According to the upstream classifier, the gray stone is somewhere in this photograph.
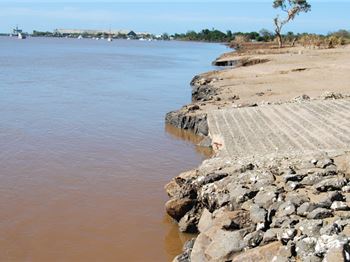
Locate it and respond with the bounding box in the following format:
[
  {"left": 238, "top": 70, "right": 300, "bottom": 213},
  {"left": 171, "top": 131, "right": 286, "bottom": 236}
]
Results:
[
  {"left": 204, "top": 227, "right": 253, "bottom": 261},
  {"left": 283, "top": 173, "right": 305, "bottom": 183},
  {"left": 178, "top": 207, "right": 201, "bottom": 233},
  {"left": 342, "top": 185, "right": 350, "bottom": 193},
  {"left": 278, "top": 228, "right": 297, "bottom": 244},
  {"left": 295, "top": 237, "right": 318, "bottom": 260},
  {"left": 276, "top": 201, "right": 296, "bottom": 218},
  {"left": 315, "top": 234, "right": 349, "bottom": 257},
  {"left": 198, "top": 208, "right": 213, "bottom": 233},
  {"left": 254, "top": 186, "right": 278, "bottom": 209},
  {"left": 271, "top": 215, "right": 300, "bottom": 229},
  {"left": 331, "top": 201, "right": 350, "bottom": 211},
  {"left": 285, "top": 192, "right": 309, "bottom": 207},
  {"left": 297, "top": 202, "right": 318, "bottom": 217},
  {"left": 249, "top": 205, "right": 267, "bottom": 224},
  {"left": 312, "top": 191, "right": 344, "bottom": 208},
  {"left": 296, "top": 219, "right": 323, "bottom": 237},
  {"left": 320, "top": 222, "right": 343, "bottom": 235},
  {"left": 243, "top": 230, "right": 264, "bottom": 248},
  {"left": 313, "top": 177, "right": 347, "bottom": 192},
  {"left": 262, "top": 228, "right": 282, "bottom": 244},
  {"left": 316, "top": 158, "right": 334, "bottom": 169},
  {"left": 285, "top": 181, "right": 301, "bottom": 191},
  {"left": 307, "top": 208, "right": 333, "bottom": 219}
]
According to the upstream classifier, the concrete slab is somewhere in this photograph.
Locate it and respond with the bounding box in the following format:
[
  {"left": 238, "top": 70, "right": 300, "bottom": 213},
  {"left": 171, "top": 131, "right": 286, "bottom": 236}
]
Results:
[{"left": 208, "top": 99, "right": 350, "bottom": 158}]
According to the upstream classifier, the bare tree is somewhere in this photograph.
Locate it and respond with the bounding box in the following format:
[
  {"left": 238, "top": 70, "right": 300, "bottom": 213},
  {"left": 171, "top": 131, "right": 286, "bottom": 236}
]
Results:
[{"left": 273, "top": 0, "right": 311, "bottom": 48}]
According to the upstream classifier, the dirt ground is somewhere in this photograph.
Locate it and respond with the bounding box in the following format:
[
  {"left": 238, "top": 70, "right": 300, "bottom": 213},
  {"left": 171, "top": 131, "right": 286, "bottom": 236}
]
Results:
[{"left": 196, "top": 45, "right": 350, "bottom": 111}]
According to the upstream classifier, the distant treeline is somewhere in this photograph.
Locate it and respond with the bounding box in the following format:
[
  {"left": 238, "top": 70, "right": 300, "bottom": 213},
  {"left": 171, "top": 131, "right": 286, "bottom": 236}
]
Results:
[{"left": 171, "top": 28, "right": 350, "bottom": 44}]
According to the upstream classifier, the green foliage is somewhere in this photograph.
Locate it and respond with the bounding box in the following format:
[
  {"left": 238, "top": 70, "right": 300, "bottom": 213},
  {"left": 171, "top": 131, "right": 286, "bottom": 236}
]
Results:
[
  {"left": 32, "top": 30, "right": 54, "bottom": 37},
  {"left": 273, "top": 0, "right": 311, "bottom": 47},
  {"left": 173, "top": 29, "right": 233, "bottom": 42}
]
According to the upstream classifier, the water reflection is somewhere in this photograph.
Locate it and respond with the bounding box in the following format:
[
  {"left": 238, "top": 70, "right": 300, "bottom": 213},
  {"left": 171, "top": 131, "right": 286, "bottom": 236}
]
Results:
[{"left": 165, "top": 124, "right": 213, "bottom": 158}]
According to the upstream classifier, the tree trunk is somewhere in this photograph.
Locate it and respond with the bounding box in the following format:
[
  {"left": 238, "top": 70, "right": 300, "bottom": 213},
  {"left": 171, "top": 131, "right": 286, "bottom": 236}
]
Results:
[{"left": 276, "top": 33, "right": 283, "bottom": 48}]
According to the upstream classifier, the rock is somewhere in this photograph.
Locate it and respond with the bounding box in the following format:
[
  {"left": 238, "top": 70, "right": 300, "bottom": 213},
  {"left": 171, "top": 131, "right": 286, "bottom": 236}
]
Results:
[
  {"left": 165, "top": 180, "right": 182, "bottom": 198},
  {"left": 178, "top": 207, "right": 201, "bottom": 233},
  {"left": 320, "top": 222, "right": 343, "bottom": 235},
  {"left": 307, "top": 208, "right": 333, "bottom": 219},
  {"left": 173, "top": 239, "right": 196, "bottom": 262},
  {"left": 243, "top": 230, "right": 264, "bottom": 248},
  {"left": 250, "top": 205, "right": 267, "bottom": 224},
  {"left": 316, "top": 158, "right": 334, "bottom": 169},
  {"left": 321, "top": 91, "right": 344, "bottom": 100},
  {"left": 198, "top": 136, "right": 212, "bottom": 148},
  {"left": 315, "top": 234, "right": 350, "bottom": 258},
  {"left": 276, "top": 201, "right": 296, "bottom": 218},
  {"left": 296, "top": 219, "right": 323, "bottom": 237},
  {"left": 343, "top": 186, "right": 350, "bottom": 193},
  {"left": 313, "top": 177, "right": 347, "bottom": 192},
  {"left": 278, "top": 228, "right": 297, "bottom": 244},
  {"left": 331, "top": 201, "right": 350, "bottom": 211},
  {"left": 215, "top": 210, "right": 252, "bottom": 231},
  {"left": 263, "top": 228, "right": 282, "bottom": 244},
  {"left": 190, "top": 231, "right": 211, "bottom": 262},
  {"left": 241, "top": 200, "right": 254, "bottom": 211},
  {"left": 301, "top": 173, "right": 326, "bottom": 186},
  {"left": 231, "top": 242, "right": 282, "bottom": 262},
  {"left": 285, "top": 191, "right": 309, "bottom": 207},
  {"left": 165, "top": 110, "right": 209, "bottom": 136},
  {"left": 198, "top": 209, "right": 213, "bottom": 233},
  {"left": 195, "top": 172, "right": 228, "bottom": 187},
  {"left": 283, "top": 172, "right": 305, "bottom": 183},
  {"left": 192, "top": 83, "right": 217, "bottom": 102},
  {"left": 297, "top": 202, "right": 318, "bottom": 217},
  {"left": 285, "top": 181, "right": 301, "bottom": 191},
  {"left": 294, "top": 94, "right": 311, "bottom": 102},
  {"left": 254, "top": 186, "right": 278, "bottom": 209},
  {"left": 165, "top": 197, "right": 195, "bottom": 221},
  {"left": 311, "top": 191, "right": 344, "bottom": 208},
  {"left": 204, "top": 227, "right": 253, "bottom": 261},
  {"left": 188, "top": 104, "right": 200, "bottom": 112},
  {"left": 271, "top": 215, "right": 300, "bottom": 229},
  {"left": 295, "top": 237, "right": 318, "bottom": 261}
]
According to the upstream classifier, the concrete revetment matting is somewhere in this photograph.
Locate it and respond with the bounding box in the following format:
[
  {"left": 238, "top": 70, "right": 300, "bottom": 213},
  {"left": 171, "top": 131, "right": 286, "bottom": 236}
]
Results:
[{"left": 208, "top": 99, "right": 350, "bottom": 158}]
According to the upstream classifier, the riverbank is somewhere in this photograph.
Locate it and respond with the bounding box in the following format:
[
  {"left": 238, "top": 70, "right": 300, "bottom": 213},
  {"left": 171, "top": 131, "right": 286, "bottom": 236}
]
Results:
[{"left": 165, "top": 44, "right": 350, "bottom": 261}]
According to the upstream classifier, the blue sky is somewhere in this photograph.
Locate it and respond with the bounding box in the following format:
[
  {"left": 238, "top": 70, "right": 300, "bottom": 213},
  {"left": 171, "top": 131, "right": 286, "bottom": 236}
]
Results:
[{"left": 0, "top": 1, "right": 349, "bottom": 34}]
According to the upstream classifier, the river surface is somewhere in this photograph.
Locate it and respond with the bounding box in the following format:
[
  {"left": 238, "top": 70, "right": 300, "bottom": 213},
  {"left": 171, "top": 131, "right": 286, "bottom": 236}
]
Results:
[{"left": 0, "top": 37, "right": 226, "bottom": 261}]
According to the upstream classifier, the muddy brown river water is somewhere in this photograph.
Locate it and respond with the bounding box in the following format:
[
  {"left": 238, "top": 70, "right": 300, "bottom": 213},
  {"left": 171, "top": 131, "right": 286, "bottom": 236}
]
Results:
[{"left": 0, "top": 37, "right": 226, "bottom": 261}]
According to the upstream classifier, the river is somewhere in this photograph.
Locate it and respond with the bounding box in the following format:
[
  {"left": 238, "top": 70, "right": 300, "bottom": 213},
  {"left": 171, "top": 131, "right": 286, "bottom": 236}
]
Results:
[{"left": 0, "top": 37, "right": 226, "bottom": 261}]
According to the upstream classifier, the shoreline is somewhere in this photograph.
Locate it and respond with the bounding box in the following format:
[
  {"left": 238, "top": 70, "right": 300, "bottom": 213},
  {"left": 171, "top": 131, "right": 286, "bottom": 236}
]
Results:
[{"left": 165, "top": 44, "right": 350, "bottom": 261}]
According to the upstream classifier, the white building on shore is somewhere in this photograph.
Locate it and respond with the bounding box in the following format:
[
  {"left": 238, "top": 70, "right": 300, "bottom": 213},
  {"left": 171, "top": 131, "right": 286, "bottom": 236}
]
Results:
[{"left": 54, "top": 29, "right": 146, "bottom": 37}]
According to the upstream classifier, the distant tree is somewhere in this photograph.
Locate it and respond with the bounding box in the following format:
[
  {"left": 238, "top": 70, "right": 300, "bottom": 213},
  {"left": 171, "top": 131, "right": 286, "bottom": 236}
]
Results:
[
  {"left": 273, "top": 0, "right": 311, "bottom": 47},
  {"left": 259, "top": 29, "right": 274, "bottom": 42},
  {"left": 162, "top": 33, "right": 170, "bottom": 40},
  {"left": 330, "top": 29, "right": 350, "bottom": 39},
  {"left": 226, "top": 30, "right": 233, "bottom": 40}
]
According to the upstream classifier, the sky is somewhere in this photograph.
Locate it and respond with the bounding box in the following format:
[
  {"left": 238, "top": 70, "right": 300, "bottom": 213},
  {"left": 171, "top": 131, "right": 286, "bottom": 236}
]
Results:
[{"left": 0, "top": 1, "right": 349, "bottom": 34}]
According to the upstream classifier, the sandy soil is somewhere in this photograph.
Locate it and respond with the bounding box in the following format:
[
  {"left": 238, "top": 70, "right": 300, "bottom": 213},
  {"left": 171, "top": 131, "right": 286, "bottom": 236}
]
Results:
[{"left": 197, "top": 45, "right": 350, "bottom": 111}]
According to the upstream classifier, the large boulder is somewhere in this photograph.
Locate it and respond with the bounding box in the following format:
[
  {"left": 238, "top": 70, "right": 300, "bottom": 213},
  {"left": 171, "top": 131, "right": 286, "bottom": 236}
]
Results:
[{"left": 166, "top": 197, "right": 196, "bottom": 221}]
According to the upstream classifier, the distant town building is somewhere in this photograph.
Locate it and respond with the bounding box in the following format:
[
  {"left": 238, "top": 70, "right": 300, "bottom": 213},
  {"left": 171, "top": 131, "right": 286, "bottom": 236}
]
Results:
[{"left": 54, "top": 29, "right": 148, "bottom": 37}]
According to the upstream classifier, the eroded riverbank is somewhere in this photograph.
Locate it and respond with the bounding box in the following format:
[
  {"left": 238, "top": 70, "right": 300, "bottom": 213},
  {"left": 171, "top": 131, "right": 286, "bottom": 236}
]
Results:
[{"left": 166, "top": 45, "right": 350, "bottom": 261}]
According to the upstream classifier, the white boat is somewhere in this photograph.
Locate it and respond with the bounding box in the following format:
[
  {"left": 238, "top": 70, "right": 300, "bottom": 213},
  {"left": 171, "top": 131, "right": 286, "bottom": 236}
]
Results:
[
  {"left": 107, "top": 37, "right": 113, "bottom": 42},
  {"left": 78, "top": 35, "right": 83, "bottom": 39},
  {"left": 18, "top": 33, "right": 26, "bottom": 39}
]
